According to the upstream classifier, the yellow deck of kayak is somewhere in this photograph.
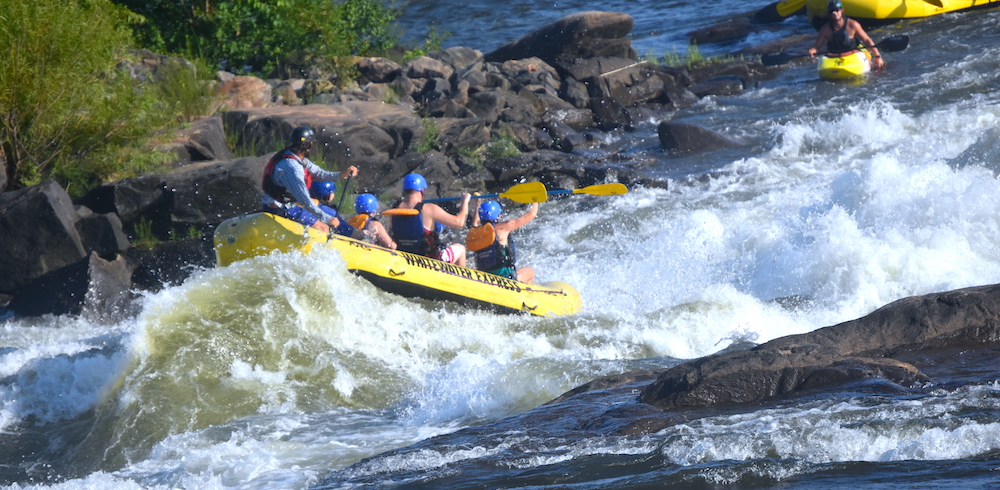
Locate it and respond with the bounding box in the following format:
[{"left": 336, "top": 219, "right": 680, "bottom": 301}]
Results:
[
  {"left": 214, "top": 213, "right": 582, "bottom": 317},
  {"left": 818, "top": 49, "right": 871, "bottom": 80},
  {"left": 807, "top": 0, "right": 1000, "bottom": 24}
]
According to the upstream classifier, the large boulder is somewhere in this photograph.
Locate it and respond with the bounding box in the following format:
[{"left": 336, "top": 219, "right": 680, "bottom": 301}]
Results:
[
  {"left": 0, "top": 180, "right": 89, "bottom": 293},
  {"left": 638, "top": 284, "right": 1000, "bottom": 412},
  {"left": 657, "top": 121, "right": 743, "bottom": 153},
  {"left": 484, "top": 12, "right": 635, "bottom": 66},
  {"left": 7, "top": 251, "right": 134, "bottom": 321},
  {"left": 166, "top": 115, "right": 234, "bottom": 164}
]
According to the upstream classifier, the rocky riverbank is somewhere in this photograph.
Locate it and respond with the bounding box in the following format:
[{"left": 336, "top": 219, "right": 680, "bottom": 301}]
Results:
[{"left": 1, "top": 10, "right": 809, "bottom": 318}]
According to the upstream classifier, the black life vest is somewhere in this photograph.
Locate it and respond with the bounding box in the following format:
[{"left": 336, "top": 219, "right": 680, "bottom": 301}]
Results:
[
  {"left": 262, "top": 150, "right": 313, "bottom": 203},
  {"left": 466, "top": 222, "right": 516, "bottom": 272},
  {"left": 827, "top": 18, "right": 858, "bottom": 54}
]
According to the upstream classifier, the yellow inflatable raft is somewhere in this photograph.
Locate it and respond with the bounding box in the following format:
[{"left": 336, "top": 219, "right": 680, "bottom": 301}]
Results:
[
  {"left": 214, "top": 213, "right": 582, "bottom": 317},
  {"left": 807, "top": 0, "right": 1000, "bottom": 26}
]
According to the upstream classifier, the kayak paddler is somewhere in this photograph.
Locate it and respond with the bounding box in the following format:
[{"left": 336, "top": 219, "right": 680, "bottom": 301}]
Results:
[{"left": 807, "top": 0, "right": 884, "bottom": 71}]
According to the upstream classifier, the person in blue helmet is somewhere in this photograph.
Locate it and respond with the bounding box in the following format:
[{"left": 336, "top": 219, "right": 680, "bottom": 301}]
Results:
[
  {"left": 807, "top": 0, "right": 884, "bottom": 70},
  {"left": 466, "top": 200, "right": 538, "bottom": 284},
  {"left": 304, "top": 180, "right": 363, "bottom": 238},
  {"left": 390, "top": 173, "right": 471, "bottom": 266},
  {"left": 261, "top": 125, "right": 360, "bottom": 236},
  {"left": 346, "top": 193, "right": 396, "bottom": 249}
]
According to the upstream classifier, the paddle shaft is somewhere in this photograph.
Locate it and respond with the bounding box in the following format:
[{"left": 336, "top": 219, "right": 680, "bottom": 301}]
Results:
[
  {"left": 335, "top": 175, "right": 352, "bottom": 213},
  {"left": 761, "top": 35, "right": 909, "bottom": 66}
]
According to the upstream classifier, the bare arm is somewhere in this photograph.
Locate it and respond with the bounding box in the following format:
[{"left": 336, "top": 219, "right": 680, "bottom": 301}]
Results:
[
  {"left": 807, "top": 26, "right": 833, "bottom": 56},
  {"left": 496, "top": 202, "right": 538, "bottom": 234},
  {"left": 425, "top": 193, "right": 471, "bottom": 229}
]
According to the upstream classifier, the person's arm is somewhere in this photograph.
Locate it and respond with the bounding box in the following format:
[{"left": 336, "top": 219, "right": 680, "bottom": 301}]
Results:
[
  {"left": 371, "top": 220, "right": 396, "bottom": 249},
  {"left": 807, "top": 26, "right": 832, "bottom": 57},
  {"left": 272, "top": 160, "right": 333, "bottom": 222},
  {"left": 426, "top": 193, "right": 471, "bottom": 229},
  {"left": 851, "top": 21, "right": 883, "bottom": 68},
  {"left": 496, "top": 202, "right": 538, "bottom": 234}
]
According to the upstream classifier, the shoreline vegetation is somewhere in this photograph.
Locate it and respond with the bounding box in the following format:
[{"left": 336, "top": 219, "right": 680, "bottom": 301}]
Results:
[{"left": 1, "top": 0, "right": 429, "bottom": 196}]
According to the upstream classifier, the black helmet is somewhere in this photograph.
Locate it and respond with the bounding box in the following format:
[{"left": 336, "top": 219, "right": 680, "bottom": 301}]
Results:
[
  {"left": 288, "top": 126, "right": 316, "bottom": 149},
  {"left": 827, "top": 0, "right": 843, "bottom": 12}
]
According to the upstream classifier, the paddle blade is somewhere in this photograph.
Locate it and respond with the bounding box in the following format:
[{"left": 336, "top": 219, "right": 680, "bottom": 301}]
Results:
[
  {"left": 876, "top": 35, "right": 909, "bottom": 52},
  {"left": 761, "top": 51, "right": 807, "bottom": 66},
  {"left": 922, "top": 0, "right": 944, "bottom": 7},
  {"left": 572, "top": 183, "right": 629, "bottom": 196},
  {"left": 381, "top": 208, "right": 419, "bottom": 216},
  {"left": 498, "top": 181, "right": 548, "bottom": 204}
]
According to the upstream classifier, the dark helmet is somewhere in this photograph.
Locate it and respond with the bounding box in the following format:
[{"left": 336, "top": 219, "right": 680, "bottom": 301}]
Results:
[
  {"left": 402, "top": 173, "right": 427, "bottom": 192},
  {"left": 288, "top": 126, "right": 316, "bottom": 149},
  {"left": 310, "top": 181, "right": 337, "bottom": 199},
  {"left": 827, "top": 0, "right": 843, "bottom": 12},
  {"left": 355, "top": 193, "right": 378, "bottom": 214},
  {"left": 478, "top": 200, "right": 503, "bottom": 222}
]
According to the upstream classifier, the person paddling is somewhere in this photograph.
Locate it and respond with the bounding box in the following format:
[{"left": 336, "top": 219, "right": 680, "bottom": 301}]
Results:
[
  {"left": 807, "top": 0, "right": 884, "bottom": 70},
  {"left": 467, "top": 200, "right": 538, "bottom": 284},
  {"left": 346, "top": 193, "right": 396, "bottom": 249},
  {"left": 261, "top": 125, "right": 360, "bottom": 237},
  {"left": 390, "top": 173, "right": 471, "bottom": 266}
]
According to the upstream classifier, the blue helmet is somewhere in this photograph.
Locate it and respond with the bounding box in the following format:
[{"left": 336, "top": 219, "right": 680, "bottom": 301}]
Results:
[
  {"left": 355, "top": 193, "right": 378, "bottom": 214},
  {"left": 403, "top": 173, "right": 427, "bottom": 192},
  {"left": 310, "top": 181, "right": 337, "bottom": 199},
  {"left": 478, "top": 200, "right": 502, "bottom": 222}
]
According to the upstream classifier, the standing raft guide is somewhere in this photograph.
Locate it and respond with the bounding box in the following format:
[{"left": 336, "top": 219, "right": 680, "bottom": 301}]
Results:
[{"left": 214, "top": 178, "right": 628, "bottom": 317}]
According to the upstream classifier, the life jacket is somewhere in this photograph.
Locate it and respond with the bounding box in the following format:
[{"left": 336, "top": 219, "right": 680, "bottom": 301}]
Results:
[
  {"left": 262, "top": 149, "right": 313, "bottom": 203},
  {"left": 346, "top": 214, "right": 371, "bottom": 231},
  {"left": 466, "top": 222, "right": 516, "bottom": 272},
  {"left": 827, "top": 18, "right": 858, "bottom": 54},
  {"left": 390, "top": 203, "right": 440, "bottom": 256}
]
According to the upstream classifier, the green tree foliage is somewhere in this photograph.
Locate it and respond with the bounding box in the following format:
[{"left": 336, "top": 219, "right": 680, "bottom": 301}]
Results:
[
  {"left": 116, "top": 0, "right": 400, "bottom": 78},
  {"left": 0, "top": 0, "right": 174, "bottom": 192}
]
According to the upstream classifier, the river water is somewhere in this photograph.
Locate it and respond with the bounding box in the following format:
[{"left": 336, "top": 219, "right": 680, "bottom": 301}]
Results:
[{"left": 3, "top": 0, "right": 1000, "bottom": 488}]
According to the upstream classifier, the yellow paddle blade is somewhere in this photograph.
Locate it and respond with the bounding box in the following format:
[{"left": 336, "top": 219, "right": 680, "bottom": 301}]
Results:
[
  {"left": 498, "top": 181, "right": 548, "bottom": 204},
  {"left": 573, "top": 183, "right": 629, "bottom": 196},
  {"left": 776, "top": 0, "right": 805, "bottom": 16}
]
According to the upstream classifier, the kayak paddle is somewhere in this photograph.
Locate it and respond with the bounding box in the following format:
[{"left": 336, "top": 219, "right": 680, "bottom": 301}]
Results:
[
  {"left": 547, "top": 183, "right": 629, "bottom": 197},
  {"left": 761, "top": 34, "right": 910, "bottom": 66},
  {"left": 424, "top": 181, "right": 548, "bottom": 204}
]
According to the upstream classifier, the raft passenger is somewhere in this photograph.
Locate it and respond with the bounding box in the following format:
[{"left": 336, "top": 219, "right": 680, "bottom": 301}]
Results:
[
  {"left": 807, "top": 0, "right": 884, "bottom": 70},
  {"left": 261, "top": 125, "right": 361, "bottom": 238},
  {"left": 346, "top": 193, "right": 397, "bottom": 249},
  {"left": 467, "top": 200, "right": 538, "bottom": 284},
  {"left": 390, "top": 173, "right": 471, "bottom": 266}
]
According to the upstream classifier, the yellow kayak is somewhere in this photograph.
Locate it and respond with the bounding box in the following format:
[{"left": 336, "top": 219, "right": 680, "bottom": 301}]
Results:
[
  {"left": 807, "top": 0, "right": 1000, "bottom": 25},
  {"left": 214, "top": 213, "right": 582, "bottom": 317},
  {"left": 817, "top": 49, "right": 872, "bottom": 80}
]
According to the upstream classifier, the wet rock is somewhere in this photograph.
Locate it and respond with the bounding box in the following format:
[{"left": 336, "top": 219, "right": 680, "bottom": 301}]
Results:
[
  {"left": 0, "top": 180, "right": 89, "bottom": 293},
  {"left": 485, "top": 11, "right": 635, "bottom": 65},
  {"left": 657, "top": 121, "right": 743, "bottom": 153},
  {"left": 689, "top": 75, "right": 746, "bottom": 98},
  {"left": 687, "top": 18, "right": 754, "bottom": 45},
  {"left": 636, "top": 284, "right": 1000, "bottom": 412},
  {"left": 7, "top": 251, "right": 134, "bottom": 320}
]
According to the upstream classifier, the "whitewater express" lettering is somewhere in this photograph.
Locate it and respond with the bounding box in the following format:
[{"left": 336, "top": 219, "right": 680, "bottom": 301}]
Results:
[{"left": 402, "top": 253, "right": 522, "bottom": 292}]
